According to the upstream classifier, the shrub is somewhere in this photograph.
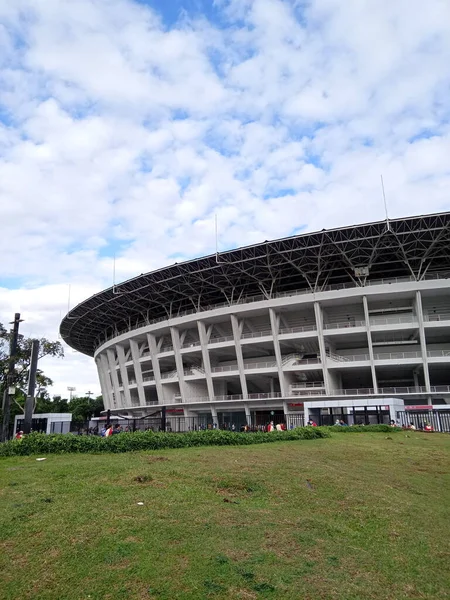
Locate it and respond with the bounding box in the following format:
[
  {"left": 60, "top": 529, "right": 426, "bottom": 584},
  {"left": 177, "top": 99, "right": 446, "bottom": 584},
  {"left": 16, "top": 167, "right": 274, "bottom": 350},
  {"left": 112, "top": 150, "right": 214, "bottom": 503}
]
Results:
[
  {"left": 0, "top": 427, "right": 331, "bottom": 457},
  {"left": 319, "top": 424, "right": 401, "bottom": 433}
]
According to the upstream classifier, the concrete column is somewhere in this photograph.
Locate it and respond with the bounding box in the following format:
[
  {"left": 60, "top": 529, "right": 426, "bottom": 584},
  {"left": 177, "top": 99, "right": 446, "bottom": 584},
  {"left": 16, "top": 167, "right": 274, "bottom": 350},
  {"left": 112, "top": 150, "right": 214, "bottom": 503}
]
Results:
[
  {"left": 243, "top": 403, "right": 251, "bottom": 425},
  {"left": 314, "top": 302, "right": 330, "bottom": 394},
  {"left": 130, "top": 339, "right": 146, "bottom": 406},
  {"left": 170, "top": 326, "right": 188, "bottom": 401},
  {"left": 269, "top": 308, "right": 287, "bottom": 397},
  {"left": 197, "top": 320, "right": 215, "bottom": 401},
  {"left": 147, "top": 333, "right": 164, "bottom": 403},
  {"left": 116, "top": 344, "right": 132, "bottom": 406},
  {"left": 415, "top": 291, "right": 431, "bottom": 392},
  {"left": 231, "top": 314, "right": 248, "bottom": 398},
  {"left": 96, "top": 356, "right": 113, "bottom": 409},
  {"left": 210, "top": 405, "right": 219, "bottom": 427},
  {"left": 363, "top": 296, "right": 378, "bottom": 393},
  {"left": 106, "top": 348, "right": 121, "bottom": 409}
]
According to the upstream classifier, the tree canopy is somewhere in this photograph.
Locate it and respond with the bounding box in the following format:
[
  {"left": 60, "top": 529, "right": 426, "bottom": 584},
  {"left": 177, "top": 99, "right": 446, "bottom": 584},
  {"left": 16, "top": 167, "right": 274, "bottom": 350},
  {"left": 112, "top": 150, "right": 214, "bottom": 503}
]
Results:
[{"left": 0, "top": 321, "right": 65, "bottom": 426}]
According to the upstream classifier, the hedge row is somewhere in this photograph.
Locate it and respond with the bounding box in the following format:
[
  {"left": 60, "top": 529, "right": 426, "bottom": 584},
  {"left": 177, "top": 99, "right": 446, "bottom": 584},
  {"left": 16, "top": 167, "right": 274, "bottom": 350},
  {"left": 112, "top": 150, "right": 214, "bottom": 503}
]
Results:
[
  {"left": 0, "top": 424, "right": 400, "bottom": 457},
  {"left": 321, "top": 424, "right": 400, "bottom": 434},
  {"left": 0, "top": 427, "right": 331, "bottom": 457}
]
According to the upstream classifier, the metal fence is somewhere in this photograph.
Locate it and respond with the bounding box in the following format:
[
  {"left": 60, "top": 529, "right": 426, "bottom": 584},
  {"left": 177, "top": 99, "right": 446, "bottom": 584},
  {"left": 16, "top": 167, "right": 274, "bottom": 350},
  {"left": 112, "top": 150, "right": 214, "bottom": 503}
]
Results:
[{"left": 398, "top": 410, "right": 450, "bottom": 432}]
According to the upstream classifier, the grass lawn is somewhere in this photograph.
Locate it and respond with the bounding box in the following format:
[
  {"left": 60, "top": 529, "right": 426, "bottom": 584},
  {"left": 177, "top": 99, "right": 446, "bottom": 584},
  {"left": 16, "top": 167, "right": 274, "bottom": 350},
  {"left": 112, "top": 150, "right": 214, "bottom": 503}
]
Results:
[{"left": 0, "top": 432, "right": 449, "bottom": 600}]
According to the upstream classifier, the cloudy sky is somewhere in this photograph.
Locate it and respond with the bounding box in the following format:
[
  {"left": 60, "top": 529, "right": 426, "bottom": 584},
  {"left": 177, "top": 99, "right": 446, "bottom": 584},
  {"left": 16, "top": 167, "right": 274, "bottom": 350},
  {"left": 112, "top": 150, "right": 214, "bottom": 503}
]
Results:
[{"left": 0, "top": 0, "right": 449, "bottom": 398}]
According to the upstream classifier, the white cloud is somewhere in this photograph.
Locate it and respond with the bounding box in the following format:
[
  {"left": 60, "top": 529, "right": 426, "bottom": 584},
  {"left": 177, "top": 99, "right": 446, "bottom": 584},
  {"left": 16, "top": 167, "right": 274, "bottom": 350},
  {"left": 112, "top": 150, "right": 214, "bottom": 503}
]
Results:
[{"left": 0, "top": 0, "right": 449, "bottom": 398}]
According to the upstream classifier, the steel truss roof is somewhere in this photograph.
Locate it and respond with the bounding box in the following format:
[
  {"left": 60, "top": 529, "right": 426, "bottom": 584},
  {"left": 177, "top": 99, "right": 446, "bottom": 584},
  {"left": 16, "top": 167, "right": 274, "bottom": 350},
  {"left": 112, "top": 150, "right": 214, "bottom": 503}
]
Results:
[{"left": 60, "top": 212, "right": 450, "bottom": 356}]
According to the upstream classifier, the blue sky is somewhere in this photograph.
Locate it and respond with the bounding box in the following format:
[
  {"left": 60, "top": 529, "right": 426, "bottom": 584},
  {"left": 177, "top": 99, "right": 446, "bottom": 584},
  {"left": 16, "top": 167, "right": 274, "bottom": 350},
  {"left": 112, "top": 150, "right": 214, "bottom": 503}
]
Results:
[{"left": 0, "top": 0, "right": 449, "bottom": 394}]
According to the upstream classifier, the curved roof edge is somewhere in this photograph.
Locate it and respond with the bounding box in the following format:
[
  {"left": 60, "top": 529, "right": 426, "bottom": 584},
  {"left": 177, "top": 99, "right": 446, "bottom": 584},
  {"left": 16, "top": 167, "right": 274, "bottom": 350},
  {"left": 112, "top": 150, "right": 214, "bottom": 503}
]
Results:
[{"left": 60, "top": 211, "right": 450, "bottom": 356}]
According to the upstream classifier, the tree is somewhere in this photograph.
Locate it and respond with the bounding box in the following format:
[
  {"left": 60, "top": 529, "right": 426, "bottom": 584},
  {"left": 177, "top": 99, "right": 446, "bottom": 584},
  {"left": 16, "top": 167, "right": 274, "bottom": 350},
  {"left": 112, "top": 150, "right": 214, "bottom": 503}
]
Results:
[
  {"left": 0, "top": 322, "right": 64, "bottom": 427},
  {"left": 69, "top": 396, "right": 104, "bottom": 423}
]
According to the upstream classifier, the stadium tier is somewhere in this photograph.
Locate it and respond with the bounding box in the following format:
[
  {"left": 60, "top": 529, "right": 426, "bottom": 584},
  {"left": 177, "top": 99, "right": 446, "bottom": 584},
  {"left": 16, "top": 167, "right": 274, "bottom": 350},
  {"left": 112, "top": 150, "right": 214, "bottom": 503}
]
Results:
[{"left": 60, "top": 212, "right": 450, "bottom": 426}]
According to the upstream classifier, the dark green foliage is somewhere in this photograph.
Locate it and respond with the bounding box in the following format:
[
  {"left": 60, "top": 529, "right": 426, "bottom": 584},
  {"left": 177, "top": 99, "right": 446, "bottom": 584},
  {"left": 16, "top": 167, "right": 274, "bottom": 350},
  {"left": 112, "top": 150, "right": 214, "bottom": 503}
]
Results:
[
  {"left": 0, "top": 427, "right": 330, "bottom": 457},
  {"left": 321, "top": 424, "right": 401, "bottom": 433}
]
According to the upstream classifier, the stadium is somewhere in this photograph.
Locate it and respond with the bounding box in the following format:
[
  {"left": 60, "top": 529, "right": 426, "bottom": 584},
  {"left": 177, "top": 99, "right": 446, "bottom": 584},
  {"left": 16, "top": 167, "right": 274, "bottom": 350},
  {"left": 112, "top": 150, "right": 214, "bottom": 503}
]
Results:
[{"left": 60, "top": 212, "right": 450, "bottom": 430}]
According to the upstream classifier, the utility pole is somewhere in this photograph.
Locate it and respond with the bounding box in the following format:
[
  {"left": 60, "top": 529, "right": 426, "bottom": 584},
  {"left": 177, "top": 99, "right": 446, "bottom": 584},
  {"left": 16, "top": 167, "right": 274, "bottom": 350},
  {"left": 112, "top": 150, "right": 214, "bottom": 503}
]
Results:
[
  {"left": 23, "top": 339, "right": 39, "bottom": 435},
  {"left": 1, "top": 313, "right": 23, "bottom": 442}
]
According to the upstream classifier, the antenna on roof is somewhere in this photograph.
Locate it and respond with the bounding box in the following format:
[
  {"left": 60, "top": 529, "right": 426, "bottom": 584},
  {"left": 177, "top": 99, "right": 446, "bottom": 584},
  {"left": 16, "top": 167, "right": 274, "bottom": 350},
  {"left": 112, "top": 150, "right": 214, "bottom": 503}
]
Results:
[
  {"left": 215, "top": 213, "right": 219, "bottom": 260},
  {"left": 381, "top": 174, "right": 390, "bottom": 231},
  {"left": 113, "top": 254, "right": 121, "bottom": 295}
]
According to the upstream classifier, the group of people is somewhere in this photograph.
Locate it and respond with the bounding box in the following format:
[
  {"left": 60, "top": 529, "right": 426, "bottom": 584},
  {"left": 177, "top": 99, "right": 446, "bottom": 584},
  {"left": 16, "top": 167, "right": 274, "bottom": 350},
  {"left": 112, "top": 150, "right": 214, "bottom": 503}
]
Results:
[{"left": 100, "top": 423, "right": 127, "bottom": 437}]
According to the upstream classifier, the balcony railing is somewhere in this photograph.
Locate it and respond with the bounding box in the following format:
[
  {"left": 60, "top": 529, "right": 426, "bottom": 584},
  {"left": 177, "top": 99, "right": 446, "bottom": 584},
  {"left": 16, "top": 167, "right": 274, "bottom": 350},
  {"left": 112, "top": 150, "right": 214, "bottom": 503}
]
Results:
[
  {"left": 96, "top": 273, "right": 449, "bottom": 350},
  {"left": 136, "top": 383, "right": 450, "bottom": 407},
  {"left": 211, "top": 365, "right": 239, "bottom": 373},
  {"left": 290, "top": 382, "right": 325, "bottom": 389},
  {"left": 324, "top": 320, "right": 365, "bottom": 330},
  {"left": 374, "top": 351, "right": 422, "bottom": 360},
  {"left": 241, "top": 330, "right": 272, "bottom": 339},
  {"left": 208, "top": 335, "right": 234, "bottom": 344},
  {"left": 279, "top": 324, "right": 317, "bottom": 334},
  {"left": 424, "top": 313, "right": 450, "bottom": 322},
  {"left": 369, "top": 315, "right": 417, "bottom": 326},
  {"left": 328, "top": 351, "right": 422, "bottom": 363},
  {"left": 427, "top": 350, "right": 450, "bottom": 357},
  {"left": 180, "top": 341, "right": 201, "bottom": 349}
]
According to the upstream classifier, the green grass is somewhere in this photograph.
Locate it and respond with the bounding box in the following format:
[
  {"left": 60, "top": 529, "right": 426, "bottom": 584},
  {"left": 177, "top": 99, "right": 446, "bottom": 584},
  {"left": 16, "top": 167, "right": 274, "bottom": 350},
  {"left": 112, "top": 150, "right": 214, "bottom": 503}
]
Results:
[{"left": 0, "top": 432, "right": 449, "bottom": 600}]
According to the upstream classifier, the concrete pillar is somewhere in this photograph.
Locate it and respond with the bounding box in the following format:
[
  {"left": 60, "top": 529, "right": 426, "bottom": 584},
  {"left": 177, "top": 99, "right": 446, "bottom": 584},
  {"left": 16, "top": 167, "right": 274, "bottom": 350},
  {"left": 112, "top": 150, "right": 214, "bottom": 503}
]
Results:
[
  {"left": 415, "top": 291, "right": 431, "bottom": 392},
  {"left": 231, "top": 314, "right": 248, "bottom": 398},
  {"left": 243, "top": 403, "right": 251, "bottom": 425},
  {"left": 363, "top": 296, "right": 378, "bottom": 393},
  {"left": 211, "top": 405, "right": 219, "bottom": 427},
  {"left": 170, "top": 326, "right": 188, "bottom": 401},
  {"left": 197, "top": 320, "right": 215, "bottom": 401},
  {"left": 147, "top": 333, "right": 164, "bottom": 403},
  {"left": 106, "top": 348, "right": 121, "bottom": 409},
  {"left": 116, "top": 344, "right": 132, "bottom": 406},
  {"left": 269, "top": 308, "right": 287, "bottom": 397},
  {"left": 96, "top": 355, "right": 113, "bottom": 409},
  {"left": 129, "top": 339, "right": 146, "bottom": 407},
  {"left": 314, "top": 302, "right": 330, "bottom": 394}
]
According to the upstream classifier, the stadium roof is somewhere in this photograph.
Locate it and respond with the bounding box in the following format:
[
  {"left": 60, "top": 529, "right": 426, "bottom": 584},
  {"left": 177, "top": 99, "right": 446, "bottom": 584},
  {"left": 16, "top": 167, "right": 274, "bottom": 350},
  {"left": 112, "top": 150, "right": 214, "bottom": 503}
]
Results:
[{"left": 61, "top": 212, "right": 450, "bottom": 356}]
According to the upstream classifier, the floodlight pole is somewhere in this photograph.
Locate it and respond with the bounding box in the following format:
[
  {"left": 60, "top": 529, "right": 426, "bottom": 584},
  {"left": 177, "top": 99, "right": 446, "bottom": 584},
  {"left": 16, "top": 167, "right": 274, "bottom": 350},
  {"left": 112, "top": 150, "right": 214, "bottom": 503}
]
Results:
[
  {"left": 1, "top": 313, "right": 23, "bottom": 442},
  {"left": 23, "top": 339, "right": 40, "bottom": 435}
]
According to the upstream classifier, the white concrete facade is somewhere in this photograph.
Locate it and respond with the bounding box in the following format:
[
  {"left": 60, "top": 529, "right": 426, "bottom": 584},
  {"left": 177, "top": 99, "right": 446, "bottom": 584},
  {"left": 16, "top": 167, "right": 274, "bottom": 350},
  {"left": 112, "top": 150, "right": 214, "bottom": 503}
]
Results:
[{"left": 93, "top": 277, "right": 450, "bottom": 421}]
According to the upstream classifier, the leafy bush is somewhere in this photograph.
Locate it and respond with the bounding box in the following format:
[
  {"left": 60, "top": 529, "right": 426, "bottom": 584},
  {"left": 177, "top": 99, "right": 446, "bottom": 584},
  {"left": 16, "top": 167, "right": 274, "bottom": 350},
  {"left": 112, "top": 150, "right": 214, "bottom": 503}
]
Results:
[
  {"left": 0, "top": 427, "right": 331, "bottom": 457},
  {"left": 319, "top": 424, "right": 400, "bottom": 433}
]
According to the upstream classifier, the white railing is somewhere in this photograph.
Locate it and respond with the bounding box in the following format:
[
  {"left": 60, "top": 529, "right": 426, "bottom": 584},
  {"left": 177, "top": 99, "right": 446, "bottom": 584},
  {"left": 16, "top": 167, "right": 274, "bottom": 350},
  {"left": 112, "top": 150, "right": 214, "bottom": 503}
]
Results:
[
  {"left": 290, "top": 382, "right": 325, "bottom": 389},
  {"left": 208, "top": 335, "right": 234, "bottom": 344},
  {"left": 424, "top": 313, "right": 450, "bottom": 322},
  {"left": 133, "top": 383, "right": 450, "bottom": 407},
  {"left": 427, "top": 350, "right": 450, "bottom": 357},
  {"left": 279, "top": 324, "right": 317, "bottom": 334},
  {"left": 290, "top": 357, "right": 321, "bottom": 365},
  {"left": 241, "top": 330, "right": 272, "bottom": 339},
  {"left": 245, "top": 361, "right": 277, "bottom": 370},
  {"left": 369, "top": 315, "right": 417, "bottom": 326},
  {"left": 95, "top": 272, "right": 449, "bottom": 350},
  {"left": 180, "top": 341, "right": 201, "bottom": 349},
  {"left": 142, "top": 375, "right": 155, "bottom": 382},
  {"left": 291, "top": 389, "right": 327, "bottom": 397},
  {"left": 324, "top": 320, "right": 365, "bottom": 330},
  {"left": 211, "top": 365, "right": 239, "bottom": 373},
  {"left": 374, "top": 351, "right": 422, "bottom": 360},
  {"left": 327, "top": 351, "right": 422, "bottom": 363}
]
